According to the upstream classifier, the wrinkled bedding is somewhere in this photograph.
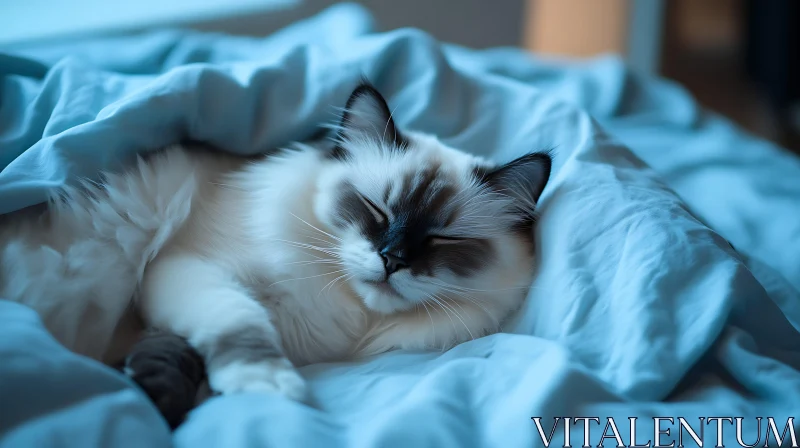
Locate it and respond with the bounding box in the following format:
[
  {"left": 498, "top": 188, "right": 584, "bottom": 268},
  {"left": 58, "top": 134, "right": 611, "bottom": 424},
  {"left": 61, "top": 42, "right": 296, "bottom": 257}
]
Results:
[{"left": 2, "top": 4, "right": 800, "bottom": 447}]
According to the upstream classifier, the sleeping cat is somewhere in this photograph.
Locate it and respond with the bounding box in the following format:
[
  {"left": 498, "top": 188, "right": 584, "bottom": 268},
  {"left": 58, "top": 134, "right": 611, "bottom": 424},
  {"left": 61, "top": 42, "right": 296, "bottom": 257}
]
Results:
[{"left": 0, "top": 83, "right": 551, "bottom": 412}]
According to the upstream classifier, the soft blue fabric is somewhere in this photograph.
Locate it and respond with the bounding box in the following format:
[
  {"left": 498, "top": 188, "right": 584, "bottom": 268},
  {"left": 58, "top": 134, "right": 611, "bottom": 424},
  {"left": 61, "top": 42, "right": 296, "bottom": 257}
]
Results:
[
  {"left": 0, "top": 301, "right": 172, "bottom": 446},
  {"left": 2, "top": 4, "right": 800, "bottom": 447}
]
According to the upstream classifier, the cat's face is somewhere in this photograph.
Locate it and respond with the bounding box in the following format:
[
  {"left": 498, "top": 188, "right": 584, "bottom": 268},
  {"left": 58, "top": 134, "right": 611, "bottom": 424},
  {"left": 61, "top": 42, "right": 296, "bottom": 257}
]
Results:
[{"left": 314, "top": 85, "right": 551, "bottom": 315}]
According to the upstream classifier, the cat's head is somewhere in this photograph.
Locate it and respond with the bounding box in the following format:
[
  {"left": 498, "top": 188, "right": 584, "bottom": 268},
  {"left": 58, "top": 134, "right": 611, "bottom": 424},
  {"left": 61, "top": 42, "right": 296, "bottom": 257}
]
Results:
[{"left": 314, "top": 84, "right": 551, "bottom": 316}]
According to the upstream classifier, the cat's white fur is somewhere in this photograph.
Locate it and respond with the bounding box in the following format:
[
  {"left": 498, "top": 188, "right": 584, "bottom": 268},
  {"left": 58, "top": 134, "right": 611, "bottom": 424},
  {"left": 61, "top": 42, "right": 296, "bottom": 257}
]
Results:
[{"left": 0, "top": 88, "right": 544, "bottom": 398}]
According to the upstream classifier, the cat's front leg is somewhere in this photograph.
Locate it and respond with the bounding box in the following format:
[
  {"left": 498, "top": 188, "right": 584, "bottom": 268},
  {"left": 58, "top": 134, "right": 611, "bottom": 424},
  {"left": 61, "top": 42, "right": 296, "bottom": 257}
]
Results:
[{"left": 139, "top": 252, "right": 307, "bottom": 401}]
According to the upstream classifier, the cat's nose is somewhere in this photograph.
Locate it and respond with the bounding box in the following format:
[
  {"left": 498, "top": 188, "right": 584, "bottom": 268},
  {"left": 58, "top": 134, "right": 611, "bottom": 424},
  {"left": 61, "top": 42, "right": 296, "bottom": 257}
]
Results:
[{"left": 379, "top": 249, "right": 408, "bottom": 276}]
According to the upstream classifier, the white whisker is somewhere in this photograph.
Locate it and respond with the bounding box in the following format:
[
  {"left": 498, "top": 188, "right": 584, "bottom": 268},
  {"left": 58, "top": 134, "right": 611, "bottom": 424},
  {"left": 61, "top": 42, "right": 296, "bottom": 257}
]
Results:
[
  {"left": 267, "top": 269, "right": 347, "bottom": 288},
  {"left": 318, "top": 272, "right": 351, "bottom": 298},
  {"left": 289, "top": 213, "right": 342, "bottom": 242},
  {"left": 419, "top": 300, "right": 436, "bottom": 347},
  {"left": 426, "top": 294, "right": 457, "bottom": 337},
  {"left": 433, "top": 293, "right": 474, "bottom": 342},
  {"left": 428, "top": 278, "right": 530, "bottom": 293}
]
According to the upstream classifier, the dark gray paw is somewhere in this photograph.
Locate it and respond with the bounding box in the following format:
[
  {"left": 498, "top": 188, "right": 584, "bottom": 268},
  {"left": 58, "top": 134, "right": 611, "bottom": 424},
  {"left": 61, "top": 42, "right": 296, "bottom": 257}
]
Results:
[{"left": 120, "top": 330, "right": 207, "bottom": 430}]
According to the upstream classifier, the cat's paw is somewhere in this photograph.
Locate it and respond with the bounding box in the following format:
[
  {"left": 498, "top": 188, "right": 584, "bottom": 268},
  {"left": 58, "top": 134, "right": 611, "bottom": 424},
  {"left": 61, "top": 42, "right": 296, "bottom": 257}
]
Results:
[
  {"left": 121, "top": 330, "right": 207, "bottom": 430},
  {"left": 128, "top": 363, "right": 200, "bottom": 429},
  {"left": 209, "top": 358, "right": 307, "bottom": 401}
]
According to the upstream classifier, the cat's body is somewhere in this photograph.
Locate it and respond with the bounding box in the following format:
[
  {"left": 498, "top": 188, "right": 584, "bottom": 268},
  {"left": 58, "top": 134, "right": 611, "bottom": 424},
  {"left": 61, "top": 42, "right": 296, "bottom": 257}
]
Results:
[{"left": 0, "top": 84, "right": 551, "bottom": 402}]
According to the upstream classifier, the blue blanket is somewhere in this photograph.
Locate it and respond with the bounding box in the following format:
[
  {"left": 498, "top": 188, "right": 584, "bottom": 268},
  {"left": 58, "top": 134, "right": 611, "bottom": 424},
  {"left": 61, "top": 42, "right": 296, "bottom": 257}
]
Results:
[{"left": 2, "top": 4, "right": 800, "bottom": 447}]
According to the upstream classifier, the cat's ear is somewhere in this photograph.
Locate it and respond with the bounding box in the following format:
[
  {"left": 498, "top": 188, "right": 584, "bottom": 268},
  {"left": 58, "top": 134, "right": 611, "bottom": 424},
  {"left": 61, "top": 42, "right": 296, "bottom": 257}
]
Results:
[
  {"left": 479, "top": 152, "right": 552, "bottom": 209},
  {"left": 332, "top": 83, "right": 406, "bottom": 159}
]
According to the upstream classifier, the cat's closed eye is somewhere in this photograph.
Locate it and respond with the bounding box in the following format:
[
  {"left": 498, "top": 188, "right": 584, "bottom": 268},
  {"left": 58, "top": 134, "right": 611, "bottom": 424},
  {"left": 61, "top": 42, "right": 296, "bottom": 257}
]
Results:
[
  {"left": 357, "top": 193, "right": 388, "bottom": 225},
  {"left": 426, "top": 235, "right": 466, "bottom": 246}
]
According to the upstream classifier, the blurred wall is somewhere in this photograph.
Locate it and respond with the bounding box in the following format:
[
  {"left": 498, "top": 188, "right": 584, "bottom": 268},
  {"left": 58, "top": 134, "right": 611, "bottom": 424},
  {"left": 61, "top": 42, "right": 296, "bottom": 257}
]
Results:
[
  {"left": 192, "top": 0, "right": 661, "bottom": 74},
  {"left": 523, "top": 0, "right": 664, "bottom": 75},
  {"left": 192, "top": 0, "right": 526, "bottom": 49},
  {"left": 524, "top": 0, "right": 628, "bottom": 57},
  {"left": 5, "top": 0, "right": 659, "bottom": 72}
]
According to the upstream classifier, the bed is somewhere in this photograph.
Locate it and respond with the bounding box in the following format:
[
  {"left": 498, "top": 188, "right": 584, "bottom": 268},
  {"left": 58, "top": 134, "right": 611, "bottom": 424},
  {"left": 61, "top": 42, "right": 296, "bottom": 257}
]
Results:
[{"left": 2, "top": 4, "right": 799, "bottom": 447}]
